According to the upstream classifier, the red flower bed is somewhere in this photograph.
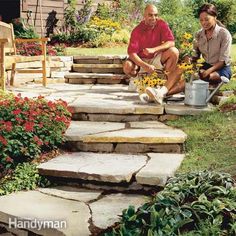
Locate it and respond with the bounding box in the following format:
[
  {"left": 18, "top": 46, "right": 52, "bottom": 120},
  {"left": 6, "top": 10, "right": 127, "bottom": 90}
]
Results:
[{"left": 0, "top": 93, "right": 71, "bottom": 173}]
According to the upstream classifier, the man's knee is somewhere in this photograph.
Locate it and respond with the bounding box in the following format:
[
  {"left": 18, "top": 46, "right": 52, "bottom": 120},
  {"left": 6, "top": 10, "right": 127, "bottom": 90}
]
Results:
[
  {"left": 161, "top": 47, "right": 179, "bottom": 67},
  {"left": 123, "top": 59, "right": 139, "bottom": 77},
  {"left": 167, "top": 47, "right": 179, "bottom": 60}
]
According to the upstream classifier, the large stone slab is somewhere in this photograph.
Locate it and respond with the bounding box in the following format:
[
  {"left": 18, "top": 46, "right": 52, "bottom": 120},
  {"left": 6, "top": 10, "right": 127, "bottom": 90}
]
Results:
[
  {"left": 65, "top": 121, "right": 125, "bottom": 141},
  {"left": 90, "top": 193, "right": 148, "bottom": 229},
  {"left": 126, "top": 121, "right": 170, "bottom": 129},
  {"left": 136, "top": 153, "right": 185, "bottom": 186},
  {"left": 69, "top": 97, "right": 164, "bottom": 115},
  {"left": 73, "top": 55, "right": 126, "bottom": 60},
  {"left": 38, "top": 152, "right": 147, "bottom": 183},
  {"left": 83, "top": 128, "right": 187, "bottom": 144},
  {"left": 0, "top": 191, "right": 90, "bottom": 236},
  {"left": 65, "top": 73, "right": 125, "bottom": 79},
  {"left": 37, "top": 186, "right": 102, "bottom": 203},
  {"left": 165, "top": 103, "right": 214, "bottom": 115}
]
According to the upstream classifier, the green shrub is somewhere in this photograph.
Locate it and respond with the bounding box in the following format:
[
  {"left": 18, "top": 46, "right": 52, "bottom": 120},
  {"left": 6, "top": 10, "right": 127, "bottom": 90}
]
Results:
[
  {"left": 0, "top": 93, "right": 71, "bottom": 171},
  {"left": 162, "top": 12, "right": 199, "bottom": 49},
  {"left": 95, "top": 3, "right": 111, "bottom": 20},
  {"left": 111, "top": 29, "right": 130, "bottom": 44},
  {"left": 12, "top": 18, "right": 39, "bottom": 39},
  {"left": 0, "top": 162, "right": 50, "bottom": 196},
  {"left": 90, "top": 32, "right": 111, "bottom": 47},
  {"left": 74, "top": 26, "right": 99, "bottom": 43},
  {"left": 51, "top": 33, "right": 70, "bottom": 44},
  {"left": 105, "top": 171, "right": 236, "bottom": 236}
]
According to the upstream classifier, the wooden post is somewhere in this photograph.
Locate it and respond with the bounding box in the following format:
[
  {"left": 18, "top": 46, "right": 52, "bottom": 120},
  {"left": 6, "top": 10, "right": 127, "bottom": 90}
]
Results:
[
  {"left": 39, "top": 0, "right": 44, "bottom": 37},
  {"left": 41, "top": 40, "right": 47, "bottom": 87},
  {"left": 0, "top": 41, "right": 7, "bottom": 91},
  {"left": 0, "top": 43, "right": 5, "bottom": 90}
]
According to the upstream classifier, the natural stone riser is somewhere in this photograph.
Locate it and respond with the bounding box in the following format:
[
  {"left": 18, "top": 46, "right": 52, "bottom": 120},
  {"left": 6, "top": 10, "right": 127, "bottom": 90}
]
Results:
[
  {"left": 64, "top": 142, "right": 183, "bottom": 154},
  {"left": 72, "top": 113, "right": 161, "bottom": 122},
  {"left": 42, "top": 176, "right": 160, "bottom": 193},
  {"left": 72, "top": 68, "right": 124, "bottom": 73},
  {"left": 65, "top": 78, "right": 125, "bottom": 84},
  {"left": 73, "top": 59, "right": 123, "bottom": 64}
]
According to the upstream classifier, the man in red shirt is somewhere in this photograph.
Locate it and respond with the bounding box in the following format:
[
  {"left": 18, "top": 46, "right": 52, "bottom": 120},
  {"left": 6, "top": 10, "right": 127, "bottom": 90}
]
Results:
[{"left": 123, "top": 4, "right": 181, "bottom": 104}]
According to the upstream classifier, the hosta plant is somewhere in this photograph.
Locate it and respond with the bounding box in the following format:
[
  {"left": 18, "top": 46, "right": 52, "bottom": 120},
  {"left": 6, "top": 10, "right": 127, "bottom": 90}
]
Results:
[{"left": 105, "top": 171, "right": 236, "bottom": 236}]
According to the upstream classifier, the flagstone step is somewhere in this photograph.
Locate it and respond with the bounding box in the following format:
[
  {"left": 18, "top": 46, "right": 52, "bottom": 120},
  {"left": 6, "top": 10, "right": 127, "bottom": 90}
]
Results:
[
  {"left": 64, "top": 121, "right": 187, "bottom": 153},
  {"left": 72, "top": 64, "right": 124, "bottom": 74},
  {"left": 65, "top": 72, "right": 128, "bottom": 84},
  {"left": 68, "top": 84, "right": 165, "bottom": 121},
  {"left": 73, "top": 55, "right": 126, "bottom": 64},
  {"left": 0, "top": 189, "right": 147, "bottom": 235},
  {"left": 38, "top": 152, "right": 184, "bottom": 187}
]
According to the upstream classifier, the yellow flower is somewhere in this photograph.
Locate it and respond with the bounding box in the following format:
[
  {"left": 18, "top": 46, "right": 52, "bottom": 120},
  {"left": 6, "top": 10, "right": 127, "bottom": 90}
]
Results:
[
  {"left": 197, "top": 58, "right": 205, "bottom": 64},
  {"left": 135, "top": 72, "right": 167, "bottom": 94},
  {"left": 183, "top": 32, "right": 192, "bottom": 40}
]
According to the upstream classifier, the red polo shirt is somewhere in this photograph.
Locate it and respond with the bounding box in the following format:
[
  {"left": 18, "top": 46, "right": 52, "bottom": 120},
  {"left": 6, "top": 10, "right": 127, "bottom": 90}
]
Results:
[{"left": 128, "top": 19, "right": 175, "bottom": 59}]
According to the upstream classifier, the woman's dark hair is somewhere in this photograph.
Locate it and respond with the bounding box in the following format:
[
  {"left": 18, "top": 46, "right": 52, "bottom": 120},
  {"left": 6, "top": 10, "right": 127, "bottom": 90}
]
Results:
[
  {"left": 198, "top": 3, "right": 217, "bottom": 17},
  {"left": 198, "top": 3, "right": 225, "bottom": 27}
]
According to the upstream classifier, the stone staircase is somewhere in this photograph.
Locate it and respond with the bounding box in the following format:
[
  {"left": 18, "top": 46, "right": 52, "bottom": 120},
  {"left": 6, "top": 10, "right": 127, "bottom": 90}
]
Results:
[
  {"left": 0, "top": 73, "right": 191, "bottom": 236},
  {"left": 37, "top": 84, "right": 187, "bottom": 190},
  {"left": 64, "top": 55, "right": 128, "bottom": 84}
]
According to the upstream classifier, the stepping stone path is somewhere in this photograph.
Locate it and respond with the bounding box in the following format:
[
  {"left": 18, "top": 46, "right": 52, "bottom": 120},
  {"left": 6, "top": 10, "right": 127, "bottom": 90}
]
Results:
[{"left": 0, "top": 55, "right": 212, "bottom": 235}]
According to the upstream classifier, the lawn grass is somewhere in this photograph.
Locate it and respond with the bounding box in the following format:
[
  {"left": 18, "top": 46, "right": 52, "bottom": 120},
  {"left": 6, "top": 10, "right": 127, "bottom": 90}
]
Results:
[
  {"left": 65, "top": 44, "right": 236, "bottom": 63},
  {"left": 231, "top": 44, "right": 236, "bottom": 63},
  {"left": 167, "top": 110, "right": 236, "bottom": 176}
]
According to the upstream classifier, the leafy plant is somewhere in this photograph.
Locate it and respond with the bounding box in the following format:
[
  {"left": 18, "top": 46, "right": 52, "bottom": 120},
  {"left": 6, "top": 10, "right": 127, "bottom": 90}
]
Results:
[
  {"left": 0, "top": 93, "right": 71, "bottom": 172},
  {"left": 105, "top": 171, "right": 236, "bottom": 236},
  {"left": 64, "top": 0, "right": 77, "bottom": 32},
  {"left": 12, "top": 18, "right": 39, "bottom": 39},
  {"left": 111, "top": 29, "right": 130, "bottom": 44},
  {"left": 0, "top": 162, "right": 50, "bottom": 196}
]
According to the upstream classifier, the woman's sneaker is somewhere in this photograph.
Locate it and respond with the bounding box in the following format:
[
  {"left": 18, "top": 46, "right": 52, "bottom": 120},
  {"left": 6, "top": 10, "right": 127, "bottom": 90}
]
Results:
[{"left": 145, "top": 87, "right": 164, "bottom": 105}]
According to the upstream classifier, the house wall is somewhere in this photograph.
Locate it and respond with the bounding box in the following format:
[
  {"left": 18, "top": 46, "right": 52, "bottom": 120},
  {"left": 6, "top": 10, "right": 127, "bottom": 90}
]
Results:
[
  {"left": 20, "top": 0, "right": 64, "bottom": 36},
  {"left": 20, "top": 0, "right": 106, "bottom": 37}
]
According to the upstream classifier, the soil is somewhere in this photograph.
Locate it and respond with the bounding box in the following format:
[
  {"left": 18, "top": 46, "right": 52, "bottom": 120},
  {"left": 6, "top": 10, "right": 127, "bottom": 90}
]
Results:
[{"left": 219, "top": 103, "right": 236, "bottom": 112}]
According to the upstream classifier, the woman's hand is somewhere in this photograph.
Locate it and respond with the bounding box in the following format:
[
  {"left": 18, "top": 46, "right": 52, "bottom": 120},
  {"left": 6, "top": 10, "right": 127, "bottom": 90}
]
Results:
[{"left": 199, "top": 69, "right": 211, "bottom": 79}]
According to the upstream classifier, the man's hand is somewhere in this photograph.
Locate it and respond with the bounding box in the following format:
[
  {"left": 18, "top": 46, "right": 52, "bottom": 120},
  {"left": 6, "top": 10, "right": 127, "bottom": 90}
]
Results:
[
  {"left": 143, "top": 64, "right": 156, "bottom": 73},
  {"left": 143, "top": 48, "right": 156, "bottom": 56}
]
